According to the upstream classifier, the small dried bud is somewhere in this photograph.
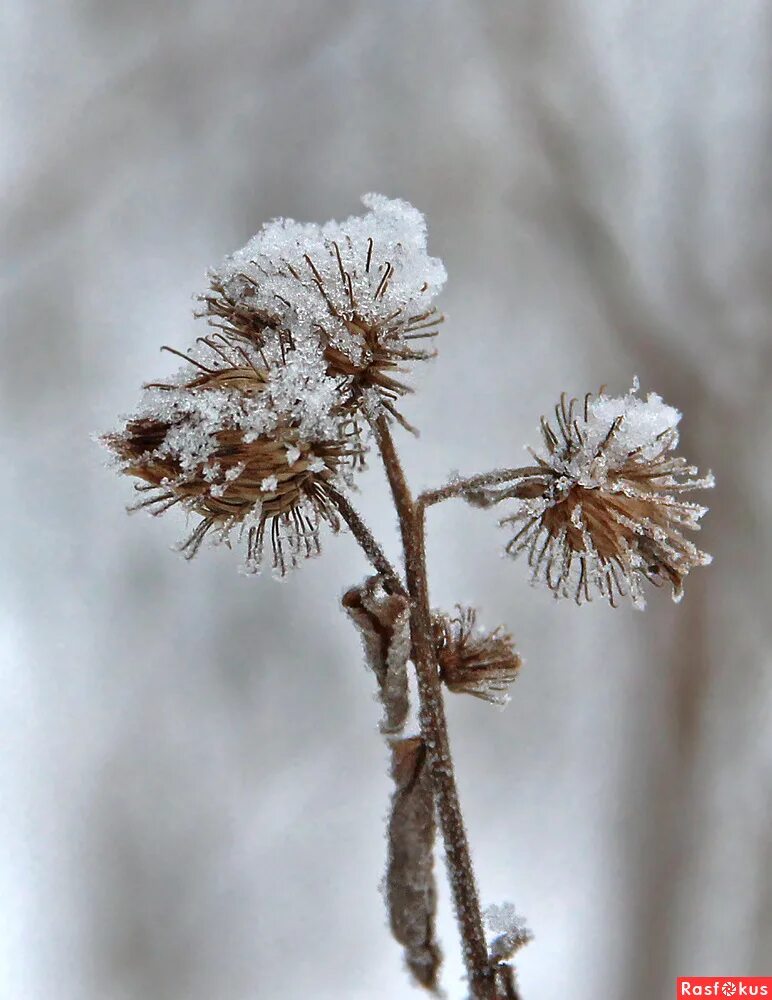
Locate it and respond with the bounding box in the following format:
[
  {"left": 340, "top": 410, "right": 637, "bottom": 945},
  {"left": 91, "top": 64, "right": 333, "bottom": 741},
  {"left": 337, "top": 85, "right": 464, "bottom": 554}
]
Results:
[
  {"left": 433, "top": 607, "right": 521, "bottom": 706},
  {"left": 200, "top": 194, "right": 446, "bottom": 433},
  {"left": 501, "top": 382, "right": 714, "bottom": 607},
  {"left": 104, "top": 336, "right": 359, "bottom": 574},
  {"left": 342, "top": 575, "right": 411, "bottom": 734}
]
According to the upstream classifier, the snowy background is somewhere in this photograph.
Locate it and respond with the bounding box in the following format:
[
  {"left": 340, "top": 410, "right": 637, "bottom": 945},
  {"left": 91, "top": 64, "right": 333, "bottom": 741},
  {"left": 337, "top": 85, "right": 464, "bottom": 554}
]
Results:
[{"left": 2, "top": 2, "right": 771, "bottom": 998}]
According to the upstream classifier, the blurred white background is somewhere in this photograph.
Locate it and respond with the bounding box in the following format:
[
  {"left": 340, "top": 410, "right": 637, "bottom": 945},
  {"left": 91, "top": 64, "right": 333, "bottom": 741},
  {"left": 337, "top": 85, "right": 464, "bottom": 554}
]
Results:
[{"left": 2, "top": 2, "right": 771, "bottom": 998}]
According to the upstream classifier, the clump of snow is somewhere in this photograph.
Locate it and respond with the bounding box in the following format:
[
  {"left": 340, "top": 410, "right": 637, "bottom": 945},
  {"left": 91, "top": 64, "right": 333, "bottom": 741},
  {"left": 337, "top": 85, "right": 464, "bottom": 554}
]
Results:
[
  {"left": 586, "top": 389, "right": 681, "bottom": 463},
  {"left": 536, "top": 379, "right": 683, "bottom": 486},
  {"left": 225, "top": 462, "right": 245, "bottom": 481},
  {"left": 206, "top": 194, "right": 446, "bottom": 397}
]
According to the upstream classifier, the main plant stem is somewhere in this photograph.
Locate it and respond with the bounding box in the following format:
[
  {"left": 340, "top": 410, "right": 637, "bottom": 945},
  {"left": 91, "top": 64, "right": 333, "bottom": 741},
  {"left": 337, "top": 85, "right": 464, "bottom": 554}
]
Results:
[{"left": 374, "top": 416, "right": 496, "bottom": 1000}]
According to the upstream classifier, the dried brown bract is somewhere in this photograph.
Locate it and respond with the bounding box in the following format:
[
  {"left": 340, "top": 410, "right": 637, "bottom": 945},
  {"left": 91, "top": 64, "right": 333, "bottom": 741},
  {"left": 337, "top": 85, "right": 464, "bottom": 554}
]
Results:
[
  {"left": 342, "top": 576, "right": 411, "bottom": 734},
  {"left": 199, "top": 274, "right": 292, "bottom": 355},
  {"left": 386, "top": 737, "right": 442, "bottom": 993},
  {"left": 433, "top": 607, "right": 521, "bottom": 706}
]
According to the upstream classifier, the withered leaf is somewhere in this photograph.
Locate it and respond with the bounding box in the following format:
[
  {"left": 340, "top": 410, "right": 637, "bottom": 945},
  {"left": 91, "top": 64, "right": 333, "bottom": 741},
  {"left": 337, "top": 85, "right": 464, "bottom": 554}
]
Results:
[
  {"left": 342, "top": 575, "right": 411, "bottom": 734},
  {"left": 386, "top": 736, "right": 441, "bottom": 992}
]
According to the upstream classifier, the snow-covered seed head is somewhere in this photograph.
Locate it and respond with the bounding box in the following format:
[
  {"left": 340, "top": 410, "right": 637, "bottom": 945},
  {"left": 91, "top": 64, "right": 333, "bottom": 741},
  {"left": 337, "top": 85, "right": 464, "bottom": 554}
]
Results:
[
  {"left": 104, "top": 337, "right": 359, "bottom": 574},
  {"left": 500, "top": 382, "right": 714, "bottom": 608},
  {"left": 199, "top": 194, "right": 447, "bottom": 433},
  {"left": 432, "top": 607, "right": 521, "bottom": 705}
]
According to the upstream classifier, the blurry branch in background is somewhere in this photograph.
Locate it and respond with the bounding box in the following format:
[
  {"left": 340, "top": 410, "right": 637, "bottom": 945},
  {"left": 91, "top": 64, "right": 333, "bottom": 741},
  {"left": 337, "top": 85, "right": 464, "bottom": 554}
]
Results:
[
  {"left": 102, "top": 195, "right": 714, "bottom": 998},
  {"left": 518, "top": 74, "right": 772, "bottom": 992}
]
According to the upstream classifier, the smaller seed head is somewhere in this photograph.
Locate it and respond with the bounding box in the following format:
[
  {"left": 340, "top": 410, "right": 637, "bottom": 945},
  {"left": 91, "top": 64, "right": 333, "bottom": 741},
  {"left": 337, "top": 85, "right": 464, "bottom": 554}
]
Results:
[
  {"left": 433, "top": 607, "right": 521, "bottom": 706},
  {"left": 501, "top": 381, "right": 714, "bottom": 607}
]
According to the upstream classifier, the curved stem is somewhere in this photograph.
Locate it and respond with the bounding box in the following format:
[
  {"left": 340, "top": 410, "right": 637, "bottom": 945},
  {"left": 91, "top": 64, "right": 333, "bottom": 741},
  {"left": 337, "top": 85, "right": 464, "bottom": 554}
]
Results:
[
  {"left": 419, "top": 467, "right": 547, "bottom": 509},
  {"left": 374, "top": 415, "right": 496, "bottom": 1000},
  {"left": 325, "top": 482, "right": 406, "bottom": 597}
]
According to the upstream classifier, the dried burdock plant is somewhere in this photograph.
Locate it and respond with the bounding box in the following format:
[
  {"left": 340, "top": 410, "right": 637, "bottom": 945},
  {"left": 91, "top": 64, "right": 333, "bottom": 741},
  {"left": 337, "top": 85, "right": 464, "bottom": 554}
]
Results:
[{"left": 102, "top": 195, "right": 714, "bottom": 999}]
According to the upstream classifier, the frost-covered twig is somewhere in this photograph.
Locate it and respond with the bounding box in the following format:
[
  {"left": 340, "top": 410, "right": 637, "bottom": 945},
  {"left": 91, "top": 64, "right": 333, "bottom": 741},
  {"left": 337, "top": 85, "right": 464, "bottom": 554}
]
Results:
[{"left": 418, "top": 467, "right": 547, "bottom": 509}]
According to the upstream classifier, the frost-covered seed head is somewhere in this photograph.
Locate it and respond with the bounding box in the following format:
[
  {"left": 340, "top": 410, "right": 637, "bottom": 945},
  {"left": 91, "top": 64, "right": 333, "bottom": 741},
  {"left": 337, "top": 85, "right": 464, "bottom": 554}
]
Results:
[
  {"left": 104, "top": 336, "right": 359, "bottom": 574},
  {"left": 433, "top": 607, "right": 521, "bottom": 705},
  {"left": 499, "top": 382, "right": 714, "bottom": 607},
  {"left": 200, "top": 194, "right": 446, "bottom": 433}
]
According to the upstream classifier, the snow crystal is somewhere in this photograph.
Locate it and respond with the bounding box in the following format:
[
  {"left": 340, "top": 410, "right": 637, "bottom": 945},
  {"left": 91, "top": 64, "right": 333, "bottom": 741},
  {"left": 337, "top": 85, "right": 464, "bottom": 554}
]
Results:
[
  {"left": 124, "top": 332, "right": 350, "bottom": 484},
  {"left": 484, "top": 902, "right": 531, "bottom": 961},
  {"left": 260, "top": 475, "right": 279, "bottom": 492},
  {"left": 225, "top": 462, "right": 245, "bottom": 482}
]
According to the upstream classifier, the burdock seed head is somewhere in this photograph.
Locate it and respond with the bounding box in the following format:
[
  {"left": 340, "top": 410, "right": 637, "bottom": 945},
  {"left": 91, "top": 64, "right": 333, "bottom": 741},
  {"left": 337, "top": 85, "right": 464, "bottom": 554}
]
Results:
[
  {"left": 104, "top": 334, "right": 360, "bottom": 574},
  {"left": 500, "top": 380, "right": 715, "bottom": 608},
  {"left": 199, "top": 194, "right": 447, "bottom": 433}
]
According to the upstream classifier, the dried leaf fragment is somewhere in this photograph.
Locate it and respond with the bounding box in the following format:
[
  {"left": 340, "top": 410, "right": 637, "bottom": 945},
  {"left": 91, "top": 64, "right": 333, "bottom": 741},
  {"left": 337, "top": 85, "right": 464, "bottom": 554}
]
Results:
[
  {"left": 386, "top": 737, "right": 441, "bottom": 992},
  {"left": 342, "top": 575, "right": 411, "bottom": 734}
]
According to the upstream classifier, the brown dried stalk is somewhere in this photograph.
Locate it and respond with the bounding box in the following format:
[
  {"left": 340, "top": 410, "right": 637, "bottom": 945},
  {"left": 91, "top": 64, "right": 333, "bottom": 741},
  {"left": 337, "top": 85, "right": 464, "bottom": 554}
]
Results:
[{"left": 373, "top": 414, "right": 498, "bottom": 1000}]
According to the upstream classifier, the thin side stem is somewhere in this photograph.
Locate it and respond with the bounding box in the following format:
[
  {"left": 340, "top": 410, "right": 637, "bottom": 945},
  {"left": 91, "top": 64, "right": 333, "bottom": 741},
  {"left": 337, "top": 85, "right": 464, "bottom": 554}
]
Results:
[
  {"left": 374, "top": 415, "right": 496, "bottom": 1000},
  {"left": 325, "top": 482, "right": 406, "bottom": 597},
  {"left": 419, "top": 467, "right": 547, "bottom": 509}
]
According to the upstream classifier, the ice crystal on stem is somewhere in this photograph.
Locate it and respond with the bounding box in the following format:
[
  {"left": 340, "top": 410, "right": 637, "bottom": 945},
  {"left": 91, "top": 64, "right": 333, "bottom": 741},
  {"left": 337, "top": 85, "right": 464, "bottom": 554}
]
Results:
[
  {"left": 499, "top": 382, "right": 714, "bottom": 607},
  {"left": 484, "top": 902, "right": 532, "bottom": 962},
  {"left": 200, "top": 194, "right": 447, "bottom": 432}
]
